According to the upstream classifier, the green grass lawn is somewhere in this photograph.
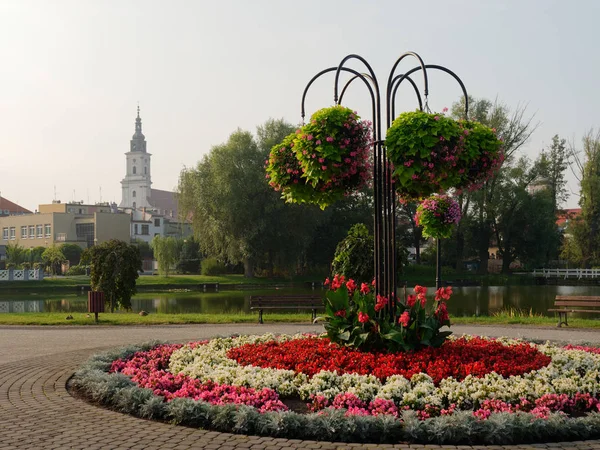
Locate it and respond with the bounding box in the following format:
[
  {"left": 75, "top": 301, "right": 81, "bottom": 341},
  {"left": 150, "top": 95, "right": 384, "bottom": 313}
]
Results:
[{"left": 0, "top": 311, "right": 599, "bottom": 328}]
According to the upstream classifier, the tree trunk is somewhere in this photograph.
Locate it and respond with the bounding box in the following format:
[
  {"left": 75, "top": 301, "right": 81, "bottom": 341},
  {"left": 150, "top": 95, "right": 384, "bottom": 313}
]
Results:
[
  {"left": 501, "top": 248, "right": 513, "bottom": 274},
  {"left": 477, "top": 227, "right": 490, "bottom": 275},
  {"left": 243, "top": 257, "right": 254, "bottom": 278}
]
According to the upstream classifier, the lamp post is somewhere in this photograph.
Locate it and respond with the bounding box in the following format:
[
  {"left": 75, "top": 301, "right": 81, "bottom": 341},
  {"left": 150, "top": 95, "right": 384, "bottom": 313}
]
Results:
[{"left": 300, "top": 52, "right": 468, "bottom": 318}]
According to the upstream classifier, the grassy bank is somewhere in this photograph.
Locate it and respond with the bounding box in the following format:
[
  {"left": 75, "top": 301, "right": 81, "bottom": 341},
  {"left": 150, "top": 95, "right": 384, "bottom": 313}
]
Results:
[{"left": 0, "top": 311, "right": 599, "bottom": 328}]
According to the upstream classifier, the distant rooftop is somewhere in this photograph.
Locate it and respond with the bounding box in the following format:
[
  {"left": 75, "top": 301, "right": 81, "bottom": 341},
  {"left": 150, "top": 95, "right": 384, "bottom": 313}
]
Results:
[{"left": 0, "top": 196, "right": 32, "bottom": 216}]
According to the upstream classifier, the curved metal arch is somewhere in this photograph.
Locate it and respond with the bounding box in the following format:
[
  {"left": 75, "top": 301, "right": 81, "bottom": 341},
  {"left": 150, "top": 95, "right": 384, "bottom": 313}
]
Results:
[
  {"left": 341, "top": 73, "right": 422, "bottom": 113},
  {"left": 390, "top": 64, "right": 469, "bottom": 120},
  {"left": 386, "top": 52, "right": 429, "bottom": 102},
  {"left": 301, "top": 67, "right": 376, "bottom": 127}
]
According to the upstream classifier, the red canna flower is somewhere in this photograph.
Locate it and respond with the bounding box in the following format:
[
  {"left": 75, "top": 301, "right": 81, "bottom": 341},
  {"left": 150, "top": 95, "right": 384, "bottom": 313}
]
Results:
[{"left": 358, "top": 312, "right": 370, "bottom": 323}]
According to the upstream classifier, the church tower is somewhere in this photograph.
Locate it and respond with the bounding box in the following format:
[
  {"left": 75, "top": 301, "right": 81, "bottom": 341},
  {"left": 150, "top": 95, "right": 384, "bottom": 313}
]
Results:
[{"left": 120, "top": 106, "right": 152, "bottom": 210}]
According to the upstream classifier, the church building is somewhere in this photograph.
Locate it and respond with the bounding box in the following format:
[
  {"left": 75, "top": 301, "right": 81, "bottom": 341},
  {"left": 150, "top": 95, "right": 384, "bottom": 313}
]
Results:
[{"left": 119, "top": 107, "right": 178, "bottom": 218}]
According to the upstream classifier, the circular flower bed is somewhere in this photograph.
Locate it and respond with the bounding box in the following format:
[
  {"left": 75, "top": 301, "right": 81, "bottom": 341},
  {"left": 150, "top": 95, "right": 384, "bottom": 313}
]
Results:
[{"left": 71, "top": 335, "right": 600, "bottom": 445}]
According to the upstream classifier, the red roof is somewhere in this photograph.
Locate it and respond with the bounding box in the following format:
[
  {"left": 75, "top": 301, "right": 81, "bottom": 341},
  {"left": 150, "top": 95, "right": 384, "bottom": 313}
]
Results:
[
  {"left": 0, "top": 196, "right": 32, "bottom": 215},
  {"left": 557, "top": 208, "right": 582, "bottom": 227}
]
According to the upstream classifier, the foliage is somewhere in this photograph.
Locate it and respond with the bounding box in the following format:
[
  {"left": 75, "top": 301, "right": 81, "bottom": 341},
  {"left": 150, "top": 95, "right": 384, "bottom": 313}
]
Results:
[
  {"left": 415, "top": 195, "right": 461, "bottom": 239},
  {"left": 59, "top": 243, "right": 83, "bottom": 266},
  {"left": 42, "top": 246, "right": 66, "bottom": 275},
  {"left": 331, "top": 224, "right": 373, "bottom": 282},
  {"left": 89, "top": 239, "right": 142, "bottom": 311},
  {"left": 201, "top": 257, "right": 227, "bottom": 276},
  {"left": 132, "top": 239, "right": 154, "bottom": 259},
  {"left": 151, "top": 236, "right": 180, "bottom": 277},
  {"left": 5, "top": 243, "right": 27, "bottom": 266},
  {"left": 386, "top": 110, "right": 504, "bottom": 200},
  {"left": 66, "top": 265, "right": 88, "bottom": 276},
  {"left": 176, "top": 237, "right": 201, "bottom": 274},
  {"left": 266, "top": 106, "right": 372, "bottom": 209},
  {"left": 568, "top": 131, "right": 600, "bottom": 267},
  {"left": 534, "top": 134, "right": 570, "bottom": 212},
  {"left": 321, "top": 275, "right": 451, "bottom": 352},
  {"left": 179, "top": 120, "right": 322, "bottom": 277}
]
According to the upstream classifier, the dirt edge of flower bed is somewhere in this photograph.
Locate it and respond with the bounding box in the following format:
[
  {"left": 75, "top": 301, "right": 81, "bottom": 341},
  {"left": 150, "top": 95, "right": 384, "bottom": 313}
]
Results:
[{"left": 68, "top": 339, "right": 600, "bottom": 446}]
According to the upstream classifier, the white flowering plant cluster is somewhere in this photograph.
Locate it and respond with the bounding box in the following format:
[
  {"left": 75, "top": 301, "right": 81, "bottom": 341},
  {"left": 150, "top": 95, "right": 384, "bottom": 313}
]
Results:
[{"left": 168, "top": 334, "right": 600, "bottom": 411}]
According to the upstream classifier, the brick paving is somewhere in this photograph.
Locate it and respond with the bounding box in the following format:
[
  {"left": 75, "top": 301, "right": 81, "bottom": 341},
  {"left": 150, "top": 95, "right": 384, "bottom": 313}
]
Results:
[{"left": 1, "top": 323, "right": 600, "bottom": 449}]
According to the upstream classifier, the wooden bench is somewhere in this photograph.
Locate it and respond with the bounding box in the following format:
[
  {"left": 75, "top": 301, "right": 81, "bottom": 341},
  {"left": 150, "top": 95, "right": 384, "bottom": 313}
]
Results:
[
  {"left": 249, "top": 295, "right": 323, "bottom": 324},
  {"left": 548, "top": 295, "right": 600, "bottom": 327}
]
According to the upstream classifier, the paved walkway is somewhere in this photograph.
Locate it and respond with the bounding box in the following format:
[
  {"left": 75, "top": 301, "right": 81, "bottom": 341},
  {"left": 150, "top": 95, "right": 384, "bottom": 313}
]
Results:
[{"left": 1, "top": 323, "right": 600, "bottom": 449}]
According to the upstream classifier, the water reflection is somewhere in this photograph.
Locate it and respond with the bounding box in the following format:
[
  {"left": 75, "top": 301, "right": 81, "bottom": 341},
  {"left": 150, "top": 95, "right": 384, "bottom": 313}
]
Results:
[{"left": 0, "top": 285, "right": 600, "bottom": 316}]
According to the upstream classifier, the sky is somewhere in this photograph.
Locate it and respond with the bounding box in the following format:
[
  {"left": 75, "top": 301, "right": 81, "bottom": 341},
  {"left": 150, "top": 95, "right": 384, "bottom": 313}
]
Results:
[{"left": 0, "top": 0, "right": 598, "bottom": 212}]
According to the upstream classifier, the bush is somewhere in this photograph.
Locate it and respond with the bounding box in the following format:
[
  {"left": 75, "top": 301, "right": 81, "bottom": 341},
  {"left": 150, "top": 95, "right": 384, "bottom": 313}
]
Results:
[
  {"left": 66, "top": 265, "right": 88, "bottom": 276},
  {"left": 331, "top": 223, "right": 374, "bottom": 282},
  {"left": 201, "top": 257, "right": 226, "bottom": 276}
]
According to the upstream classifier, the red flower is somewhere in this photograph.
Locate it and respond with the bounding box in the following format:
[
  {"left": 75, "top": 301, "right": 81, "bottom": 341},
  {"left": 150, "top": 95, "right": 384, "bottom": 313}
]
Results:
[
  {"left": 334, "top": 309, "right": 347, "bottom": 318},
  {"left": 435, "top": 286, "right": 453, "bottom": 301},
  {"left": 406, "top": 294, "right": 417, "bottom": 307},
  {"left": 399, "top": 311, "right": 410, "bottom": 327},
  {"left": 418, "top": 293, "right": 427, "bottom": 307},
  {"left": 371, "top": 278, "right": 376, "bottom": 287},
  {"left": 358, "top": 312, "right": 370, "bottom": 323},
  {"left": 346, "top": 279, "right": 357, "bottom": 293},
  {"left": 360, "top": 283, "right": 370, "bottom": 295},
  {"left": 435, "top": 302, "right": 449, "bottom": 322},
  {"left": 324, "top": 277, "right": 330, "bottom": 286},
  {"left": 374, "top": 295, "right": 388, "bottom": 312},
  {"left": 414, "top": 285, "right": 427, "bottom": 295}
]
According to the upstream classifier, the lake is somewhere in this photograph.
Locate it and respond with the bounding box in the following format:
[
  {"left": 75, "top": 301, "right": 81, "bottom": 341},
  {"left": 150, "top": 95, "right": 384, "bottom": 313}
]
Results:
[{"left": 1, "top": 285, "right": 600, "bottom": 317}]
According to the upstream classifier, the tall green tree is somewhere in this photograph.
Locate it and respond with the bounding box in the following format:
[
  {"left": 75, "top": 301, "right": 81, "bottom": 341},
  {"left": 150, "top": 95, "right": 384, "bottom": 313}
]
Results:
[
  {"left": 178, "top": 119, "right": 323, "bottom": 277},
  {"left": 5, "top": 243, "right": 27, "bottom": 266},
  {"left": 534, "top": 134, "right": 570, "bottom": 213},
  {"left": 89, "top": 239, "right": 142, "bottom": 312},
  {"left": 570, "top": 131, "right": 600, "bottom": 267},
  {"left": 151, "top": 236, "right": 180, "bottom": 277},
  {"left": 42, "top": 246, "right": 65, "bottom": 275},
  {"left": 176, "top": 237, "right": 201, "bottom": 274},
  {"left": 451, "top": 96, "right": 537, "bottom": 273},
  {"left": 59, "top": 243, "right": 83, "bottom": 266}
]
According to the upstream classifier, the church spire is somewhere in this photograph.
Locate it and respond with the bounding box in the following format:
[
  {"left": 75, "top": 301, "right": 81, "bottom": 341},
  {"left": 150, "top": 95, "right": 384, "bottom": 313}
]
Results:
[{"left": 130, "top": 105, "right": 146, "bottom": 152}]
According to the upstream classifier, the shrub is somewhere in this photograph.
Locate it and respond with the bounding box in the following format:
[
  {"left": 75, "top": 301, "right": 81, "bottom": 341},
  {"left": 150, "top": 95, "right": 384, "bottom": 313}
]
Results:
[
  {"left": 66, "top": 265, "right": 88, "bottom": 276},
  {"left": 201, "top": 257, "right": 227, "bottom": 276},
  {"left": 331, "top": 223, "right": 373, "bottom": 282}
]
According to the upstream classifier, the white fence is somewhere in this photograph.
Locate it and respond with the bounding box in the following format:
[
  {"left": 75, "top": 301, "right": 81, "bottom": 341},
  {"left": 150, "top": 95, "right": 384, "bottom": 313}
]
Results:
[
  {"left": 0, "top": 269, "right": 44, "bottom": 282},
  {"left": 533, "top": 268, "right": 600, "bottom": 279}
]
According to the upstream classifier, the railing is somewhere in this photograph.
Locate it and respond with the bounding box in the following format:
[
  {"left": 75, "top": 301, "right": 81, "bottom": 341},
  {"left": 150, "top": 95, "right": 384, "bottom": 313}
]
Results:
[
  {"left": 533, "top": 268, "right": 600, "bottom": 279},
  {"left": 0, "top": 269, "right": 45, "bottom": 282}
]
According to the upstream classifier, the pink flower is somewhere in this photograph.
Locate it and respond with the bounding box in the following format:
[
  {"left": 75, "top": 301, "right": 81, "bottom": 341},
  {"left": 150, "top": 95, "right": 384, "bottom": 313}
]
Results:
[
  {"left": 315, "top": 140, "right": 321, "bottom": 145},
  {"left": 321, "top": 166, "right": 328, "bottom": 171},
  {"left": 326, "top": 136, "right": 334, "bottom": 142}
]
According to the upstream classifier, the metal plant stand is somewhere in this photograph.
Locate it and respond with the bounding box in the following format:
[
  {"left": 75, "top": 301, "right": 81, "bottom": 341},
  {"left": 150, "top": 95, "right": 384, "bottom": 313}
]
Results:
[{"left": 300, "top": 52, "right": 468, "bottom": 319}]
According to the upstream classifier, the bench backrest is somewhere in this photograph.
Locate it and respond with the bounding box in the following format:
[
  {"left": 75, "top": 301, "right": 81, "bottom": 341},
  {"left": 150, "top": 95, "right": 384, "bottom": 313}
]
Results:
[
  {"left": 250, "top": 295, "right": 323, "bottom": 306},
  {"left": 554, "top": 295, "right": 600, "bottom": 308}
]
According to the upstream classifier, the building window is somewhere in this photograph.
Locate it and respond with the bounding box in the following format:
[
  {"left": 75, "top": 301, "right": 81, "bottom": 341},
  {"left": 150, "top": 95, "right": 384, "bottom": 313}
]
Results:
[
  {"left": 21, "top": 226, "right": 27, "bottom": 239},
  {"left": 29, "top": 226, "right": 35, "bottom": 239},
  {"left": 144, "top": 166, "right": 147, "bottom": 174},
  {"left": 2, "top": 227, "right": 8, "bottom": 241},
  {"left": 133, "top": 166, "right": 137, "bottom": 174},
  {"left": 134, "top": 224, "right": 138, "bottom": 235},
  {"left": 9, "top": 227, "right": 15, "bottom": 240},
  {"left": 132, "top": 190, "right": 136, "bottom": 198},
  {"left": 133, "top": 201, "right": 136, "bottom": 209},
  {"left": 75, "top": 223, "right": 95, "bottom": 248},
  {"left": 36, "top": 225, "right": 43, "bottom": 238},
  {"left": 154, "top": 219, "right": 160, "bottom": 227},
  {"left": 45, "top": 224, "right": 51, "bottom": 237},
  {"left": 141, "top": 224, "right": 149, "bottom": 235}
]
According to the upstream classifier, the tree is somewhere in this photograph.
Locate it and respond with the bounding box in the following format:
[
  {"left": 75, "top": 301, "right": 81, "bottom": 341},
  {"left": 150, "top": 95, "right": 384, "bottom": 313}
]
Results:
[
  {"left": 451, "top": 96, "right": 538, "bottom": 273},
  {"left": 178, "top": 119, "right": 323, "bottom": 277},
  {"left": 151, "top": 236, "right": 180, "bottom": 277},
  {"left": 59, "top": 243, "right": 83, "bottom": 266},
  {"left": 397, "top": 202, "right": 423, "bottom": 264},
  {"left": 42, "top": 246, "right": 65, "bottom": 275},
  {"left": 534, "top": 135, "right": 570, "bottom": 213},
  {"left": 177, "top": 237, "right": 201, "bottom": 274},
  {"left": 331, "top": 223, "right": 374, "bottom": 282},
  {"left": 569, "top": 130, "right": 600, "bottom": 267},
  {"left": 89, "top": 239, "right": 142, "bottom": 312},
  {"left": 5, "top": 243, "right": 27, "bottom": 266}
]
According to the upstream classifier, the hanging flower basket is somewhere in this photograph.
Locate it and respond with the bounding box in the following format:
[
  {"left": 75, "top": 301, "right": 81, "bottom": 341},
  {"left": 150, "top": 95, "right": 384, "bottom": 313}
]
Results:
[
  {"left": 386, "top": 110, "right": 504, "bottom": 200},
  {"left": 266, "top": 105, "right": 372, "bottom": 209},
  {"left": 415, "top": 194, "right": 461, "bottom": 239}
]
